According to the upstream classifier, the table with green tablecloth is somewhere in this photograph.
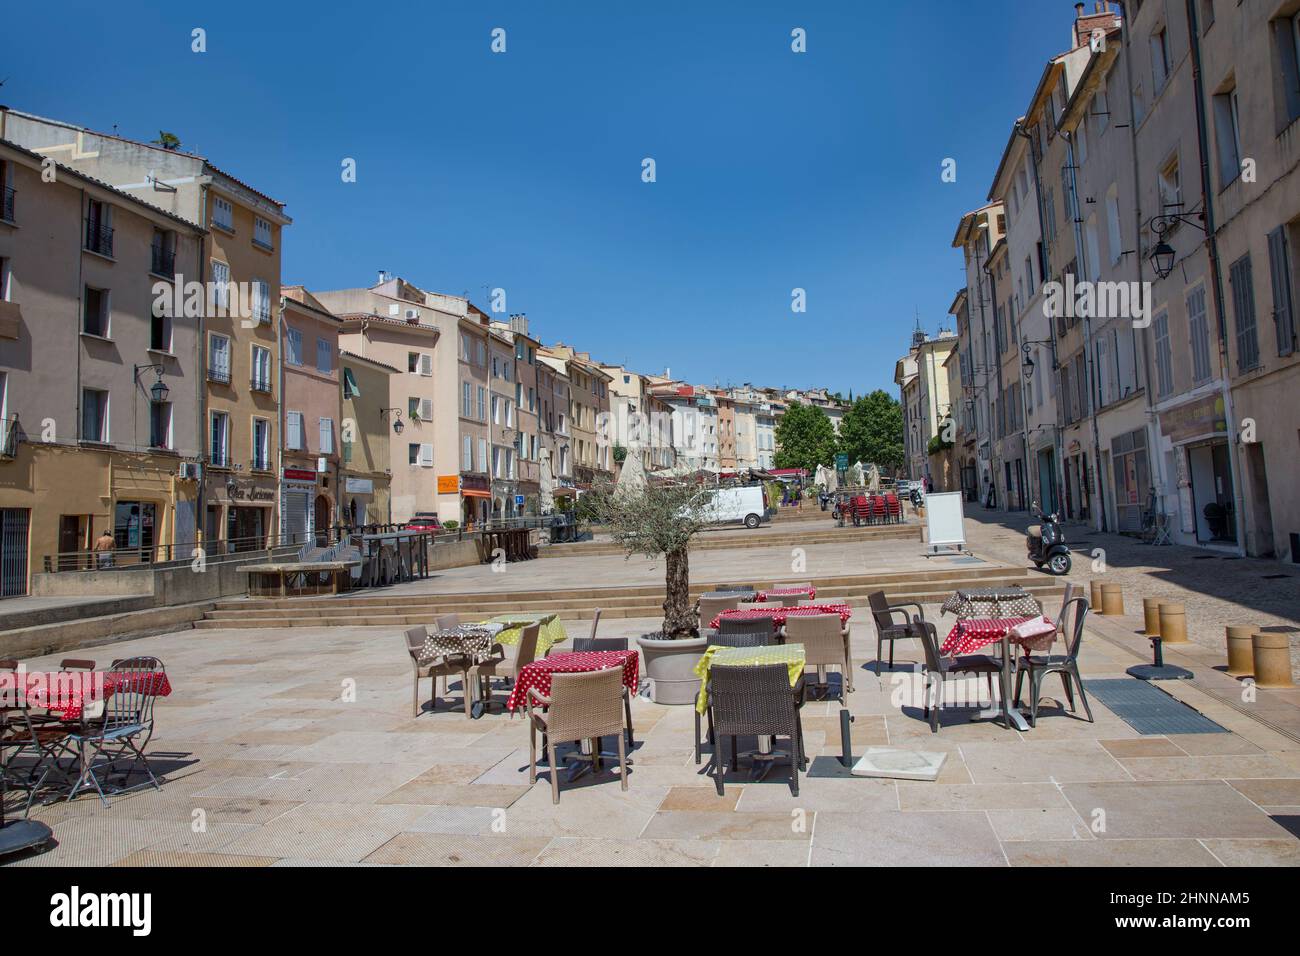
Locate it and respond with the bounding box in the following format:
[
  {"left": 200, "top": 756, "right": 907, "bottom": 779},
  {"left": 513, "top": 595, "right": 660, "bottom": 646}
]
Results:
[
  {"left": 471, "top": 613, "right": 568, "bottom": 654},
  {"left": 693, "top": 643, "right": 806, "bottom": 714}
]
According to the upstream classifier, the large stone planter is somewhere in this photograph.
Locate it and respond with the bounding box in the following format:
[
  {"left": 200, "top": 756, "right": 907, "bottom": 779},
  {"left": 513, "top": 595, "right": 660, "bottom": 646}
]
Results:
[{"left": 637, "top": 635, "right": 708, "bottom": 705}]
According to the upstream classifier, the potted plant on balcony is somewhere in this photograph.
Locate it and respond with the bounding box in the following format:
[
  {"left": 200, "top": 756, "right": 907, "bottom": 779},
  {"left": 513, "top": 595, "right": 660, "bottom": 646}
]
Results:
[{"left": 579, "top": 465, "right": 711, "bottom": 704}]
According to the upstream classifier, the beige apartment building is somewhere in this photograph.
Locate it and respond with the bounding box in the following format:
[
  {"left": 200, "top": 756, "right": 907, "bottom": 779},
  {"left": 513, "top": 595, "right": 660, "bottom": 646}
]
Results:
[
  {"left": 339, "top": 350, "right": 393, "bottom": 526},
  {"left": 487, "top": 322, "right": 518, "bottom": 517},
  {"left": 951, "top": 203, "right": 1006, "bottom": 504},
  {"left": 541, "top": 344, "right": 612, "bottom": 489},
  {"left": 2, "top": 108, "right": 292, "bottom": 552},
  {"left": 536, "top": 351, "right": 574, "bottom": 486},
  {"left": 280, "top": 287, "right": 341, "bottom": 543},
  {"left": 314, "top": 276, "right": 492, "bottom": 527},
  {"left": 0, "top": 140, "right": 204, "bottom": 593},
  {"left": 1168, "top": 0, "right": 1300, "bottom": 558},
  {"left": 895, "top": 329, "right": 957, "bottom": 485},
  {"left": 492, "top": 314, "right": 543, "bottom": 515}
]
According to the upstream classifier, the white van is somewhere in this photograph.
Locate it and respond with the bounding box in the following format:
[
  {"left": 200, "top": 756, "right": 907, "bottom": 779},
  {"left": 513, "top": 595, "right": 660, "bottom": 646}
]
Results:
[{"left": 699, "top": 486, "right": 769, "bottom": 529}]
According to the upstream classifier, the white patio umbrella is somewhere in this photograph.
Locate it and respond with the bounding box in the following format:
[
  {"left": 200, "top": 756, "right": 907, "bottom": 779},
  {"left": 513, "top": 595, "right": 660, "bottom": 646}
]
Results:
[
  {"left": 847, "top": 462, "right": 864, "bottom": 487},
  {"left": 539, "top": 447, "right": 555, "bottom": 515},
  {"left": 867, "top": 464, "right": 881, "bottom": 492}
]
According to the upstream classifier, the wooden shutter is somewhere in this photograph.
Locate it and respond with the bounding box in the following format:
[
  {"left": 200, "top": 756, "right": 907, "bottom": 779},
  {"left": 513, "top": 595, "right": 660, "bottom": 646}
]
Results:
[{"left": 1267, "top": 226, "right": 1296, "bottom": 357}]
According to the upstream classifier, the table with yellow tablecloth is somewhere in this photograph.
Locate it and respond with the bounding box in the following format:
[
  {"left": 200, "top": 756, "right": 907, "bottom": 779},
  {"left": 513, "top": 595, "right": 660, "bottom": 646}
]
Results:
[
  {"left": 693, "top": 643, "right": 806, "bottom": 714},
  {"left": 471, "top": 613, "right": 568, "bottom": 655}
]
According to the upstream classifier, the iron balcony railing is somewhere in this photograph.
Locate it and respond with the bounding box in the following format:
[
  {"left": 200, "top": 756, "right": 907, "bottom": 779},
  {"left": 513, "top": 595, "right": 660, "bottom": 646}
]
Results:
[
  {"left": 250, "top": 375, "right": 273, "bottom": 393},
  {"left": 1, "top": 185, "right": 14, "bottom": 222},
  {"left": 0, "top": 416, "right": 20, "bottom": 459},
  {"left": 84, "top": 218, "right": 114, "bottom": 257},
  {"left": 151, "top": 244, "right": 176, "bottom": 275},
  {"left": 208, "top": 366, "right": 231, "bottom": 385}
]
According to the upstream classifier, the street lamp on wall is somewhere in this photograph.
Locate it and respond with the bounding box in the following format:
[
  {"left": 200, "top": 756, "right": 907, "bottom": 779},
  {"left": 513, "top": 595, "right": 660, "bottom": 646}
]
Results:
[
  {"left": 379, "top": 408, "right": 405, "bottom": 434},
  {"left": 133, "top": 364, "right": 170, "bottom": 403},
  {"left": 1020, "top": 340, "right": 1055, "bottom": 379},
  {"left": 1144, "top": 211, "right": 1206, "bottom": 280}
]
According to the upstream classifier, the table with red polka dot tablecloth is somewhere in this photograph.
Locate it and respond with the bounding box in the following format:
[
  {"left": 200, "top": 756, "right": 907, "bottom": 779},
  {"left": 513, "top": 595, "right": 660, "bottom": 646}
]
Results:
[
  {"left": 505, "top": 650, "right": 639, "bottom": 713},
  {"left": 941, "top": 618, "right": 1057, "bottom": 657},
  {"left": 8, "top": 671, "right": 172, "bottom": 721},
  {"left": 709, "top": 603, "right": 851, "bottom": 630}
]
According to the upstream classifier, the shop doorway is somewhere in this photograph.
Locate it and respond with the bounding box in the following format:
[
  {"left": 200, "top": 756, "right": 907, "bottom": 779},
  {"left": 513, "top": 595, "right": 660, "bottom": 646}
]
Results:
[
  {"left": 1036, "top": 448, "right": 1057, "bottom": 514},
  {"left": 1187, "top": 440, "right": 1235, "bottom": 543},
  {"left": 1243, "top": 444, "right": 1274, "bottom": 557},
  {"left": 1111, "top": 429, "right": 1150, "bottom": 532},
  {"left": 314, "top": 495, "right": 332, "bottom": 546},
  {"left": 0, "top": 508, "right": 31, "bottom": 598},
  {"left": 227, "top": 506, "right": 266, "bottom": 552},
  {"left": 114, "top": 501, "right": 156, "bottom": 564},
  {"left": 58, "top": 515, "right": 88, "bottom": 570},
  {"left": 205, "top": 505, "right": 223, "bottom": 555}
]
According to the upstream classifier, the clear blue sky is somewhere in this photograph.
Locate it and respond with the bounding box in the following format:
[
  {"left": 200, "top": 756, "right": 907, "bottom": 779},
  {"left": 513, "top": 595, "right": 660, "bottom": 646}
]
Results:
[{"left": 7, "top": 1, "right": 1070, "bottom": 396}]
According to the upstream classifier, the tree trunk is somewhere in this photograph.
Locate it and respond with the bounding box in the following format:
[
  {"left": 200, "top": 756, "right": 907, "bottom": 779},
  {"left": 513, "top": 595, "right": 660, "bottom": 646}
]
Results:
[{"left": 662, "top": 545, "right": 696, "bottom": 638}]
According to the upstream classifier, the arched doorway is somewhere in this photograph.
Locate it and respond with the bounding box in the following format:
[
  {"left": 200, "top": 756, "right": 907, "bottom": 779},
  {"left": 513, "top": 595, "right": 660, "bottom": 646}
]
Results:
[{"left": 314, "top": 495, "right": 331, "bottom": 546}]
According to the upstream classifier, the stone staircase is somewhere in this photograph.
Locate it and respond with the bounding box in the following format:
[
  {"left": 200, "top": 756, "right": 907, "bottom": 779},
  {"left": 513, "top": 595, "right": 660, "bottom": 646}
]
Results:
[
  {"left": 539, "top": 520, "right": 917, "bottom": 558},
  {"left": 196, "top": 564, "right": 1064, "bottom": 629}
]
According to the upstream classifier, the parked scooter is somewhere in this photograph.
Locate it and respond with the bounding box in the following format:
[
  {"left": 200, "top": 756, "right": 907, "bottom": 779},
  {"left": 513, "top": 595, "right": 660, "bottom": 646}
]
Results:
[{"left": 1027, "top": 501, "right": 1071, "bottom": 575}]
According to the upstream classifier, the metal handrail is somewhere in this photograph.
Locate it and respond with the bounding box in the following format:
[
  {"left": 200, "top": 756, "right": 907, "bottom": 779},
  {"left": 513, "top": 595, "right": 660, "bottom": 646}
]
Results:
[{"left": 43, "top": 531, "right": 324, "bottom": 573}]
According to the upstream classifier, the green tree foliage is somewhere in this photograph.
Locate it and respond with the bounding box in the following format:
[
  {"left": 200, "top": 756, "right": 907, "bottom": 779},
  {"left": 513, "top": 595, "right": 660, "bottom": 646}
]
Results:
[
  {"left": 773, "top": 402, "right": 837, "bottom": 472},
  {"left": 837, "top": 390, "right": 905, "bottom": 472}
]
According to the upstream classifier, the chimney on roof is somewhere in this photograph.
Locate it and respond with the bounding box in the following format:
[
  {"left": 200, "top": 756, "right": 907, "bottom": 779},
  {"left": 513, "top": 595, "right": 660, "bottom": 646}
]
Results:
[
  {"left": 377, "top": 270, "right": 389, "bottom": 285},
  {"left": 1073, "top": 1, "right": 1119, "bottom": 50},
  {"left": 508, "top": 312, "right": 529, "bottom": 335}
]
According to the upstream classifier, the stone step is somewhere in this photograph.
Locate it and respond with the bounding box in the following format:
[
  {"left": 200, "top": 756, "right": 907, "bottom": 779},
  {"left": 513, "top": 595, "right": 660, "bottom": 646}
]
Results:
[
  {"left": 194, "top": 581, "right": 1065, "bottom": 630},
  {"left": 538, "top": 524, "right": 917, "bottom": 558},
  {"left": 200, "top": 574, "right": 1064, "bottom": 626},
  {"left": 208, "top": 564, "right": 1023, "bottom": 611}
]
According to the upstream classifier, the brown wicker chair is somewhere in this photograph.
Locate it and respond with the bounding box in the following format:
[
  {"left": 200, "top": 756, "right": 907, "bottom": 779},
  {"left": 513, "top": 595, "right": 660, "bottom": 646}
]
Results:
[
  {"left": 473, "top": 623, "right": 542, "bottom": 714},
  {"left": 915, "top": 621, "right": 1001, "bottom": 733},
  {"left": 784, "top": 613, "right": 851, "bottom": 700},
  {"left": 868, "top": 590, "right": 926, "bottom": 675},
  {"left": 697, "top": 593, "right": 742, "bottom": 628},
  {"left": 706, "top": 663, "right": 804, "bottom": 796},
  {"left": 527, "top": 666, "right": 628, "bottom": 804},
  {"left": 404, "top": 625, "right": 473, "bottom": 718}
]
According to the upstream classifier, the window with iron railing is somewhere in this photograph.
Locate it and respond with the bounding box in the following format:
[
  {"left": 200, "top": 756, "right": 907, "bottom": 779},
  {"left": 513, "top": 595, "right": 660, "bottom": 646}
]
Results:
[
  {"left": 1, "top": 185, "right": 14, "bottom": 222},
  {"left": 84, "top": 215, "right": 114, "bottom": 257},
  {"left": 151, "top": 241, "right": 175, "bottom": 276}
]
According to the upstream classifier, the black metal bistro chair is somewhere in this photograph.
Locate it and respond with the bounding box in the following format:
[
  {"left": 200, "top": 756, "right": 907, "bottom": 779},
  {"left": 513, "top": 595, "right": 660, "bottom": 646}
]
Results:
[{"left": 1014, "top": 595, "right": 1095, "bottom": 727}]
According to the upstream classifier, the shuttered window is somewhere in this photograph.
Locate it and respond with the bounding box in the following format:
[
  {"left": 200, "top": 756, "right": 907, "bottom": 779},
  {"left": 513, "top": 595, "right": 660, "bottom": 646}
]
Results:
[
  {"left": 1267, "top": 226, "right": 1296, "bottom": 357},
  {"left": 1229, "top": 254, "right": 1260, "bottom": 372}
]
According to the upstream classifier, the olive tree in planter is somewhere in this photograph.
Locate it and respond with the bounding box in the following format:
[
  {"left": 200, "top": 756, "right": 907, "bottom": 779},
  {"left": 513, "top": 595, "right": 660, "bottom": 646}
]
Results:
[{"left": 580, "top": 476, "right": 712, "bottom": 704}]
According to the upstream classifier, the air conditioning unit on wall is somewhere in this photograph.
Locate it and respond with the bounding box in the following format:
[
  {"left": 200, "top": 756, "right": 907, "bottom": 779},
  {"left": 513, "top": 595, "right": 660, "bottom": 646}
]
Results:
[{"left": 178, "top": 462, "right": 202, "bottom": 481}]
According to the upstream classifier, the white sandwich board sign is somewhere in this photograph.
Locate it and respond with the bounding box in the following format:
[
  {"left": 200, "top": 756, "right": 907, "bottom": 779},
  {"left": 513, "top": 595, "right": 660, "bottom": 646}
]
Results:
[{"left": 923, "top": 491, "right": 968, "bottom": 556}]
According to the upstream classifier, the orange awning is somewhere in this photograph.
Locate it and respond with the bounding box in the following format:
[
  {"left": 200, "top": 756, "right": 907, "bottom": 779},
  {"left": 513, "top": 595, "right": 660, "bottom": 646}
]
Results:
[{"left": 461, "top": 488, "right": 492, "bottom": 499}]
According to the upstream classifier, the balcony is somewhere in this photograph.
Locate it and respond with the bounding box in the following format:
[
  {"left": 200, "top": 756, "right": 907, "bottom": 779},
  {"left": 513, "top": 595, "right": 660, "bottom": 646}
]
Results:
[
  {"left": 0, "top": 416, "right": 20, "bottom": 459},
  {"left": 84, "top": 218, "right": 114, "bottom": 257},
  {"left": 1, "top": 185, "right": 14, "bottom": 222},
  {"left": 151, "top": 245, "right": 176, "bottom": 276},
  {"left": 250, "top": 375, "right": 273, "bottom": 394},
  {"left": 208, "top": 366, "right": 231, "bottom": 386}
]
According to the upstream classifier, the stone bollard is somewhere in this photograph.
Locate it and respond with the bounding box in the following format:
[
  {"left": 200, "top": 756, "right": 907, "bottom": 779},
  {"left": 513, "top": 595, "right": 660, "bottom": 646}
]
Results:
[
  {"left": 1224, "top": 626, "right": 1255, "bottom": 678},
  {"left": 1158, "top": 603, "right": 1188, "bottom": 644},
  {"left": 1143, "top": 598, "right": 1162, "bottom": 636},
  {"left": 1090, "top": 580, "right": 1104, "bottom": 612},
  {"left": 1251, "top": 632, "right": 1295, "bottom": 689},
  {"left": 1101, "top": 583, "right": 1125, "bottom": 616}
]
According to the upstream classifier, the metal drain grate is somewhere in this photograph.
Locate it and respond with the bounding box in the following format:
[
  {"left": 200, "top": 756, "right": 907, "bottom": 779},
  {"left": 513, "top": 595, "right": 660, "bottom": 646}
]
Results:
[{"left": 1083, "top": 678, "right": 1229, "bottom": 735}]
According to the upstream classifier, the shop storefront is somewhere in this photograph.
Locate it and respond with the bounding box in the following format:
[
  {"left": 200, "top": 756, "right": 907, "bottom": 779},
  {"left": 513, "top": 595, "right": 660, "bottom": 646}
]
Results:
[
  {"left": 281, "top": 468, "right": 319, "bottom": 546},
  {"left": 1159, "top": 392, "right": 1233, "bottom": 548},
  {"left": 341, "top": 474, "right": 388, "bottom": 527},
  {"left": 460, "top": 472, "right": 490, "bottom": 528},
  {"left": 1109, "top": 428, "right": 1150, "bottom": 533},
  {"left": 206, "top": 473, "right": 277, "bottom": 552},
  {"left": 1062, "top": 439, "right": 1091, "bottom": 523}
]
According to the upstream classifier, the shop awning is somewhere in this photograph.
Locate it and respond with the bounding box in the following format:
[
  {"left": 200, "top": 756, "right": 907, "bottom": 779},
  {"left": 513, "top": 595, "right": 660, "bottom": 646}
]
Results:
[{"left": 461, "top": 488, "right": 491, "bottom": 499}]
